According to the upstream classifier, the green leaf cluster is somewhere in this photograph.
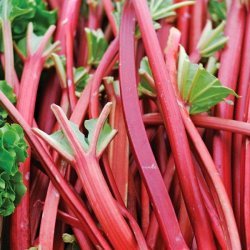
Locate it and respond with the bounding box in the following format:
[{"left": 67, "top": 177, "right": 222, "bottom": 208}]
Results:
[
  {"left": 0, "top": 81, "right": 16, "bottom": 126},
  {"left": 0, "top": 123, "right": 28, "bottom": 216},
  {"left": 0, "top": 0, "right": 57, "bottom": 51},
  {"left": 178, "top": 46, "right": 237, "bottom": 114},
  {"left": 85, "top": 28, "right": 108, "bottom": 67}
]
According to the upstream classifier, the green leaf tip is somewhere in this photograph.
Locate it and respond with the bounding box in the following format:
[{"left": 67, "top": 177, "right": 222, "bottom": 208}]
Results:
[
  {"left": 197, "top": 20, "right": 228, "bottom": 58},
  {"left": 178, "top": 46, "right": 238, "bottom": 114}
]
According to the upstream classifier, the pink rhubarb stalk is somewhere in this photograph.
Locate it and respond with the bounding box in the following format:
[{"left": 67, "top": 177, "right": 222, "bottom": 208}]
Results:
[
  {"left": 120, "top": 2, "right": 188, "bottom": 249},
  {"left": 131, "top": 0, "right": 215, "bottom": 248}
]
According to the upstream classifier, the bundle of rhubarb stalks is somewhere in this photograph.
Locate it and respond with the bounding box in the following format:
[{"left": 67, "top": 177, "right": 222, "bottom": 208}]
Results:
[{"left": 0, "top": 0, "right": 250, "bottom": 249}]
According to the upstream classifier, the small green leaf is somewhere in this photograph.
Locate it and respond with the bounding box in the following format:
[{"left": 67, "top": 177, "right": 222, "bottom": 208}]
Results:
[
  {"left": 138, "top": 57, "right": 156, "bottom": 97},
  {"left": 208, "top": 0, "right": 226, "bottom": 25},
  {"left": 0, "top": 123, "right": 28, "bottom": 174},
  {"left": 74, "top": 67, "right": 90, "bottom": 95},
  {"left": 17, "top": 31, "right": 47, "bottom": 56},
  {"left": 0, "top": 80, "right": 16, "bottom": 104},
  {"left": 178, "top": 46, "right": 238, "bottom": 114},
  {"left": 197, "top": 20, "right": 228, "bottom": 58},
  {"left": 85, "top": 28, "right": 108, "bottom": 67},
  {"left": 62, "top": 233, "right": 76, "bottom": 244},
  {"left": 0, "top": 122, "right": 27, "bottom": 216},
  {"left": 112, "top": 1, "right": 124, "bottom": 29},
  {"left": 49, "top": 117, "right": 116, "bottom": 157},
  {"left": 84, "top": 119, "right": 117, "bottom": 155},
  {"left": 0, "top": 81, "right": 16, "bottom": 126},
  {"left": 206, "top": 56, "right": 220, "bottom": 75},
  {"left": 0, "top": 170, "right": 26, "bottom": 216}
]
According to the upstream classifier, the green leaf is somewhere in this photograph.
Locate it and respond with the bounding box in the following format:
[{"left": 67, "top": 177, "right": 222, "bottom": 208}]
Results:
[
  {"left": 112, "top": 0, "right": 194, "bottom": 33},
  {"left": 112, "top": 1, "right": 124, "bottom": 29},
  {"left": 0, "top": 80, "right": 16, "bottom": 104},
  {"left": 49, "top": 118, "right": 116, "bottom": 157},
  {"left": 178, "top": 46, "right": 238, "bottom": 114},
  {"left": 51, "top": 122, "right": 89, "bottom": 153},
  {"left": 0, "top": 122, "right": 27, "bottom": 216},
  {"left": 206, "top": 56, "right": 220, "bottom": 75},
  {"left": 74, "top": 67, "right": 90, "bottom": 95},
  {"left": 0, "top": 80, "right": 16, "bottom": 125},
  {"left": 0, "top": 170, "right": 26, "bottom": 216},
  {"left": 138, "top": 57, "right": 156, "bottom": 97},
  {"left": 84, "top": 119, "right": 117, "bottom": 155},
  {"left": 0, "top": 0, "right": 57, "bottom": 52},
  {"left": 0, "top": 0, "right": 33, "bottom": 22},
  {"left": 0, "top": 123, "right": 28, "bottom": 174},
  {"left": 31, "top": 0, "right": 57, "bottom": 36},
  {"left": 197, "top": 20, "right": 228, "bottom": 58},
  {"left": 85, "top": 28, "right": 108, "bottom": 67},
  {"left": 208, "top": 0, "right": 226, "bottom": 25},
  {"left": 148, "top": 0, "right": 194, "bottom": 21}
]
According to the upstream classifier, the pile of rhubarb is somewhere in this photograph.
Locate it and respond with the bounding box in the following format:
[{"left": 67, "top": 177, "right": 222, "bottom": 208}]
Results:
[{"left": 0, "top": 0, "right": 249, "bottom": 249}]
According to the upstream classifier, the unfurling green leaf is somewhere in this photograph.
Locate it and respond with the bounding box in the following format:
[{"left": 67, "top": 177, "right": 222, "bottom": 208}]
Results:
[
  {"left": 85, "top": 28, "right": 108, "bottom": 67},
  {"left": 197, "top": 20, "right": 228, "bottom": 58},
  {"left": 0, "top": 123, "right": 28, "bottom": 216},
  {"left": 0, "top": 81, "right": 16, "bottom": 126},
  {"left": 178, "top": 46, "right": 238, "bottom": 114}
]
